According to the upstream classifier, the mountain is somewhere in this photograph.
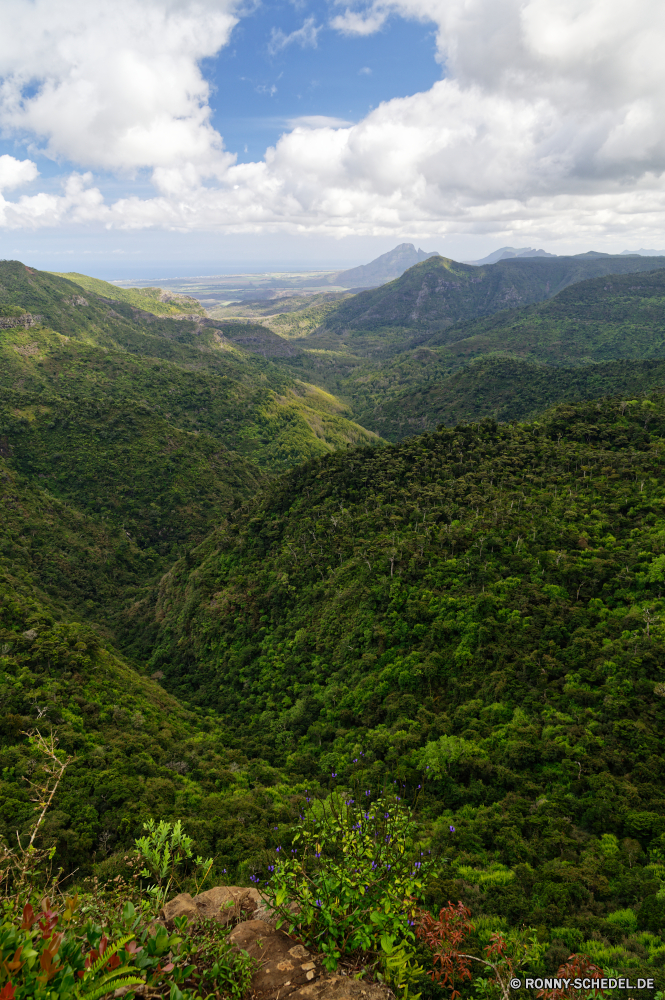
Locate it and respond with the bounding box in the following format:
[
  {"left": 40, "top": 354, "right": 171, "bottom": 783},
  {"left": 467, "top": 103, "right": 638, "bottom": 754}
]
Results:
[
  {"left": 427, "top": 266, "right": 665, "bottom": 367},
  {"left": 0, "top": 261, "right": 380, "bottom": 641},
  {"left": 0, "top": 258, "right": 381, "bottom": 877},
  {"left": 310, "top": 254, "right": 665, "bottom": 351},
  {"left": 142, "top": 396, "right": 665, "bottom": 958},
  {"left": 51, "top": 271, "right": 207, "bottom": 316},
  {"left": 326, "top": 266, "right": 665, "bottom": 439},
  {"left": 329, "top": 243, "right": 440, "bottom": 288},
  {"left": 620, "top": 249, "right": 665, "bottom": 256},
  {"left": 463, "top": 246, "right": 557, "bottom": 265}
]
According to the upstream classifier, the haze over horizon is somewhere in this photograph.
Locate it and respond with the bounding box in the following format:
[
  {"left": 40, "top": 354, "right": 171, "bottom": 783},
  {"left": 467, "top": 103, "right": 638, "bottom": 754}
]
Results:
[{"left": 2, "top": 0, "right": 665, "bottom": 276}]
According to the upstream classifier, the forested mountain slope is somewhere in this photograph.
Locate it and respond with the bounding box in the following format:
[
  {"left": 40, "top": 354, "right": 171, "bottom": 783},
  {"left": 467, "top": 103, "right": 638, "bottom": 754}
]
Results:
[
  {"left": 288, "top": 268, "right": 665, "bottom": 440},
  {"left": 6, "top": 254, "right": 665, "bottom": 976},
  {"left": 359, "top": 356, "right": 665, "bottom": 441},
  {"left": 51, "top": 271, "right": 207, "bottom": 317},
  {"left": 144, "top": 397, "right": 665, "bottom": 950},
  {"left": 312, "top": 254, "right": 665, "bottom": 347},
  {"left": 0, "top": 555, "right": 290, "bottom": 880}
]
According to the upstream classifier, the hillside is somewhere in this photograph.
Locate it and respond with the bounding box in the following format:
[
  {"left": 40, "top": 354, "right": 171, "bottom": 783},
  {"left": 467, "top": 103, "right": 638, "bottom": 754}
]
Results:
[
  {"left": 428, "top": 267, "right": 665, "bottom": 365},
  {"left": 356, "top": 356, "right": 665, "bottom": 440},
  {"left": 51, "top": 271, "right": 207, "bottom": 317},
  {"left": 0, "top": 261, "right": 378, "bottom": 473},
  {"left": 0, "top": 551, "right": 294, "bottom": 879},
  {"left": 277, "top": 267, "right": 665, "bottom": 440},
  {"left": 6, "top": 257, "right": 665, "bottom": 980},
  {"left": 143, "top": 396, "right": 665, "bottom": 967}
]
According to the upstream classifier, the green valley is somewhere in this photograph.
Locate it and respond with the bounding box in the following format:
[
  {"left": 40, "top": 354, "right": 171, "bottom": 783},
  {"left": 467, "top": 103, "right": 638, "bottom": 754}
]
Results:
[{"left": 6, "top": 253, "right": 665, "bottom": 994}]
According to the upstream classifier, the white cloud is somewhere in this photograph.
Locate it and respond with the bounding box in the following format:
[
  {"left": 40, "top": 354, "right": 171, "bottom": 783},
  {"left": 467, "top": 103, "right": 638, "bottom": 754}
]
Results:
[
  {"left": 3, "top": 0, "right": 665, "bottom": 247},
  {"left": 329, "top": 8, "right": 390, "bottom": 35},
  {"left": 0, "top": 0, "right": 238, "bottom": 174},
  {"left": 0, "top": 154, "right": 38, "bottom": 189},
  {"left": 268, "top": 17, "right": 320, "bottom": 57}
]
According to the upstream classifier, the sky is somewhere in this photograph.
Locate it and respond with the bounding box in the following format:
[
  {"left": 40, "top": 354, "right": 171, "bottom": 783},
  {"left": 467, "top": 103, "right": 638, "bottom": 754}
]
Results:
[{"left": 1, "top": 0, "right": 665, "bottom": 277}]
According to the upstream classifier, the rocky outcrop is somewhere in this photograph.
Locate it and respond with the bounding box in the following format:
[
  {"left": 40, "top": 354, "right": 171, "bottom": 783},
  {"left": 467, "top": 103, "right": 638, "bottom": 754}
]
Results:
[
  {"left": 0, "top": 313, "right": 41, "bottom": 329},
  {"left": 289, "top": 975, "right": 395, "bottom": 1000},
  {"left": 229, "top": 920, "right": 322, "bottom": 998},
  {"left": 163, "top": 885, "right": 271, "bottom": 925},
  {"left": 163, "top": 887, "right": 394, "bottom": 1000},
  {"left": 229, "top": 921, "right": 395, "bottom": 1000}
]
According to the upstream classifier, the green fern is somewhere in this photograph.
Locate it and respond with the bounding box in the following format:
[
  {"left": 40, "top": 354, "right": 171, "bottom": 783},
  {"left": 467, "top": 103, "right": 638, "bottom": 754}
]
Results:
[
  {"left": 75, "top": 973, "right": 145, "bottom": 1000},
  {"left": 74, "top": 934, "right": 145, "bottom": 998}
]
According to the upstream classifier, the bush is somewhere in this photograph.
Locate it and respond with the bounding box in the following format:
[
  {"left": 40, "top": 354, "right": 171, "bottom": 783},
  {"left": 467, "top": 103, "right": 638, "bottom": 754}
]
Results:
[{"left": 260, "top": 783, "right": 440, "bottom": 993}]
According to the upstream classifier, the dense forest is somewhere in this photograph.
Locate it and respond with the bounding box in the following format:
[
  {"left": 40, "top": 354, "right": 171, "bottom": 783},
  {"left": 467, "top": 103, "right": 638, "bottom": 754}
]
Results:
[{"left": 4, "top": 257, "right": 665, "bottom": 997}]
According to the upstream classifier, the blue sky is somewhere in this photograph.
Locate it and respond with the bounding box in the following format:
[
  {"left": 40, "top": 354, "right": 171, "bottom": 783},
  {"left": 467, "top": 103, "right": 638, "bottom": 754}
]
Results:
[
  {"left": 205, "top": 1, "right": 440, "bottom": 163},
  {"left": 1, "top": 0, "right": 665, "bottom": 277}
]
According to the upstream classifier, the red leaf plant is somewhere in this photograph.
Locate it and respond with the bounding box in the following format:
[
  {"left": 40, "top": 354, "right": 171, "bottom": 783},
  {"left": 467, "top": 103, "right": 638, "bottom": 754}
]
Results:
[
  {"left": 418, "top": 902, "right": 535, "bottom": 1000},
  {"left": 537, "top": 955, "right": 609, "bottom": 1000}
]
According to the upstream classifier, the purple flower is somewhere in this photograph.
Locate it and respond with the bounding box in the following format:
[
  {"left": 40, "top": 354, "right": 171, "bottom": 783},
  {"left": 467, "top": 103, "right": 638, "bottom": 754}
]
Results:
[
  {"left": 316, "top": 899, "right": 322, "bottom": 907},
  {"left": 276, "top": 846, "right": 281, "bottom": 852},
  {"left": 449, "top": 825, "right": 455, "bottom": 833},
  {"left": 268, "top": 865, "right": 275, "bottom": 872},
  {"left": 331, "top": 772, "right": 337, "bottom": 777}
]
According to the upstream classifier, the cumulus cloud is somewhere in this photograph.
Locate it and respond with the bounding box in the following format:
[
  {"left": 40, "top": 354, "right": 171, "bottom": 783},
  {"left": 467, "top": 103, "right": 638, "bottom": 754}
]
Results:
[
  {"left": 0, "top": 154, "right": 38, "bottom": 190},
  {"left": 3, "top": 0, "right": 665, "bottom": 245},
  {"left": 0, "top": 0, "right": 238, "bottom": 174}
]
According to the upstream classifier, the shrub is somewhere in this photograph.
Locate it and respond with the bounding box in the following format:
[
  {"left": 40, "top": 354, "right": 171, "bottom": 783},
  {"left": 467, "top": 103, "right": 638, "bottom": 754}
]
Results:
[
  {"left": 260, "top": 784, "right": 439, "bottom": 993},
  {"left": 133, "top": 819, "right": 213, "bottom": 914},
  {"left": 0, "top": 894, "right": 255, "bottom": 1000}
]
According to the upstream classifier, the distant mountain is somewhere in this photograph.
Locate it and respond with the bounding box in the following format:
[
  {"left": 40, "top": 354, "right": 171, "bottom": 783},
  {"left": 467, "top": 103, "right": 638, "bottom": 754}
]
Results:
[
  {"left": 464, "top": 246, "right": 557, "bottom": 266},
  {"left": 619, "top": 248, "right": 665, "bottom": 256},
  {"left": 329, "top": 242, "right": 440, "bottom": 288}
]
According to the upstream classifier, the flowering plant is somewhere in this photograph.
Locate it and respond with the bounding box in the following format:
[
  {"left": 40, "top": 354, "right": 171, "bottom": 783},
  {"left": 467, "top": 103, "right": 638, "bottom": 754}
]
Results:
[{"left": 260, "top": 783, "right": 440, "bottom": 994}]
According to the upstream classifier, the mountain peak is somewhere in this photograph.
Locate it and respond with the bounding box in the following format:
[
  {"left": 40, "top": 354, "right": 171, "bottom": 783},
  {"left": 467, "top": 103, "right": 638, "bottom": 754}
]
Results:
[
  {"left": 463, "top": 246, "right": 558, "bottom": 266},
  {"left": 334, "top": 243, "right": 440, "bottom": 287}
]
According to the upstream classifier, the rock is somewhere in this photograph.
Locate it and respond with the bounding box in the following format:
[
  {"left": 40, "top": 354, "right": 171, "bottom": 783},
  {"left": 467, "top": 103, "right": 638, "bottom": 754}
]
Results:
[
  {"left": 229, "top": 919, "right": 324, "bottom": 998},
  {"left": 163, "top": 892, "right": 197, "bottom": 922},
  {"left": 289, "top": 975, "right": 395, "bottom": 1000},
  {"left": 163, "top": 885, "right": 266, "bottom": 925}
]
